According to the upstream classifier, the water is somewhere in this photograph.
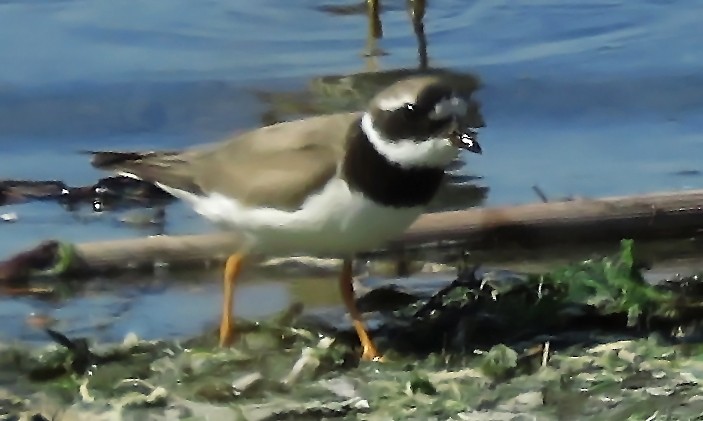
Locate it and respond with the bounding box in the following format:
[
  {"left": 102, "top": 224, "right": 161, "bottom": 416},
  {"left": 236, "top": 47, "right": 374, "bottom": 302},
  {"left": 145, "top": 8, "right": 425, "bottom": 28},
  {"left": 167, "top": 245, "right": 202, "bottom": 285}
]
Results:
[{"left": 1, "top": 0, "right": 702, "bottom": 343}]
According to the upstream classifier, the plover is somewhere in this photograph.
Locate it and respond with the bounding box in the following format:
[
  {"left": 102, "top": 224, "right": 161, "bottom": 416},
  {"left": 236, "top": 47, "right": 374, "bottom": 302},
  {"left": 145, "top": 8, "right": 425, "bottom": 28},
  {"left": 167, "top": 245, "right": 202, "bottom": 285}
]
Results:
[{"left": 87, "top": 75, "right": 482, "bottom": 361}]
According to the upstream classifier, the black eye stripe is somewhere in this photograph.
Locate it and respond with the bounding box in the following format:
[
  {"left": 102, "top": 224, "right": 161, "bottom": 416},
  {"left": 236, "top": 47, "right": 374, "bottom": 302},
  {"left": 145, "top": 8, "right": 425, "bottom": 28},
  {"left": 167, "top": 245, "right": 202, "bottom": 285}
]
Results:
[
  {"left": 415, "top": 85, "right": 454, "bottom": 112},
  {"left": 401, "top": 101, "right": 430, "bottom": 116},
  {"left": 369, "top": 81, "right": 466, "bottom": 142}
]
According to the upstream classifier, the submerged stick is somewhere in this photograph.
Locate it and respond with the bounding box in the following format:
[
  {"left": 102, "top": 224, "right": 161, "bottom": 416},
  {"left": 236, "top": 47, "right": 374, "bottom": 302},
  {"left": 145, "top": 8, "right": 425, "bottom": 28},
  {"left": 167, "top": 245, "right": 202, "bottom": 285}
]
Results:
[
  {"left": 4, "top": 188, "right": 703, "bottom": 281},
  {"left": 393, "top": 188, "right": 703, "bottom": 250}
]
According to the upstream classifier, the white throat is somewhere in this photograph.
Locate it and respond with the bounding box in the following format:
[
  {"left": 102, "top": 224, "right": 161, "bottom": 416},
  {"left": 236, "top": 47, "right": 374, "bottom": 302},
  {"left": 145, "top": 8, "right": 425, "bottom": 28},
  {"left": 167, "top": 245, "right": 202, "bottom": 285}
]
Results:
[{"left": 361, "top": 112, "right": 459, "bottom": 169}]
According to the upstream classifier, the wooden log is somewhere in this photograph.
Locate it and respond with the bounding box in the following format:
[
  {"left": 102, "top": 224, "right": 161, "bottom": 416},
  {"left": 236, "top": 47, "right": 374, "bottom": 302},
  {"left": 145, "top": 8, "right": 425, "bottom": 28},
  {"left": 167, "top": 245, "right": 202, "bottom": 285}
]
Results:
[
  {"left": 4, "top": 188, "right": 703, "bottom": 281},
  {"left": 391, "top": 188, "right": 703, "bottom": 251},
  {"left": 71, "top": 233, "right": 242, "bottom": 273}
]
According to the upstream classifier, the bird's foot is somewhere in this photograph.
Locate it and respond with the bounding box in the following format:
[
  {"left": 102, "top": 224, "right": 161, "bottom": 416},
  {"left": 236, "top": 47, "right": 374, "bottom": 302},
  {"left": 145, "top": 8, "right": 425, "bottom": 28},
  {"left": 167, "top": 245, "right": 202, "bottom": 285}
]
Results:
[{"left": 360, "top": 344, "right": 385, "bottom": 362}]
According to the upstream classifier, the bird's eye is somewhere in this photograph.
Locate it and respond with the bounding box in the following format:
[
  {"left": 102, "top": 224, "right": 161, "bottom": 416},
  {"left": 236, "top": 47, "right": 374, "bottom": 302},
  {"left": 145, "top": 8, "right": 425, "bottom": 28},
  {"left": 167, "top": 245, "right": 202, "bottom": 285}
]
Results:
[{"left": 403, "top": 103, "right": 416, "bottom": 115}]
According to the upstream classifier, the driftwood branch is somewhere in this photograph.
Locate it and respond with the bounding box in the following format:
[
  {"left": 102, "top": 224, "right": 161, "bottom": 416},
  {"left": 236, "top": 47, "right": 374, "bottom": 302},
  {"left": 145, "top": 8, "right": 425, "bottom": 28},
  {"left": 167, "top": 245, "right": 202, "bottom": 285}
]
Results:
[
  {"left": 393, "top": 188, "right": 703, "bottom": 250},
  {"left": 4, "top": 188, "right": 703, "bottom": 282}
]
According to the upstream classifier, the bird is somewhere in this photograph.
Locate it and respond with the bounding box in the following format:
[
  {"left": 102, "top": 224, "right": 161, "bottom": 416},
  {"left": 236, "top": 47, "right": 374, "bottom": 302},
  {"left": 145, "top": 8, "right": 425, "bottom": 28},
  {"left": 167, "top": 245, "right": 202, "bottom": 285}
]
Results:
[{"left": 86, "top": 75, "right": 482, "bottom": 361}]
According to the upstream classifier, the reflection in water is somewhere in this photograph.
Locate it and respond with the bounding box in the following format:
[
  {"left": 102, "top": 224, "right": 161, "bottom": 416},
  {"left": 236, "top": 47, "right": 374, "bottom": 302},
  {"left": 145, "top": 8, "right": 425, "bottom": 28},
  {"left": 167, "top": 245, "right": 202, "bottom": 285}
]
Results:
[
  {"left": 364, "top": 0, "right": 428, "bottom": 69},
  {"left": 367, "top": 0, "right": 383, "bottom": 40},
  {"left": 260, "top": 0, "right": 482, "bottom": 131},
  {"left": 407, "top": 0, "right": 428, "bottom": 69},
  {"left": 315, "top": 0, "right": 427, "bottom": 70},
  {"left": 256, "top": 0, "right": 488, "bottom": 211},
  {"left": 255, "top": 0, "right": 482, "bottom": 128}
]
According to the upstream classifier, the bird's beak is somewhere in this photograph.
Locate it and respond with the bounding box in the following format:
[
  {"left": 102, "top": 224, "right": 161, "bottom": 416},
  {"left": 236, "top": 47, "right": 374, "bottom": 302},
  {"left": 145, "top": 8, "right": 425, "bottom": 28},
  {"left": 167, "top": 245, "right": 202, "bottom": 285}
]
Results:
[
  {"left": 456, "top": 129, "right": 482, "bottom": 154},
  {"left": 448, "top": 118, "right": 482, "bottom": 154}
]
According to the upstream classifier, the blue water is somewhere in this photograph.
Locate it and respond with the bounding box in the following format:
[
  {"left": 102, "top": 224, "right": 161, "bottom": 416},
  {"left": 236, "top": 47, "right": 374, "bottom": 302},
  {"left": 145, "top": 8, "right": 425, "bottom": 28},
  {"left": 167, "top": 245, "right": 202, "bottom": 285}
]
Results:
[{"left": 1, "top": 0, "right": 702, "bottom": 343}]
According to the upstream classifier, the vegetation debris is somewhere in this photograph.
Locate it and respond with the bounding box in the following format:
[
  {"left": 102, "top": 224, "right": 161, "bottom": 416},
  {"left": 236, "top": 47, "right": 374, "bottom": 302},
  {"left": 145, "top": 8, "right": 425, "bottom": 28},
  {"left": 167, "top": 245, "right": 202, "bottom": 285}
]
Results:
[{"left": 3, "top": 240, "right": 703, "bottom": 418}]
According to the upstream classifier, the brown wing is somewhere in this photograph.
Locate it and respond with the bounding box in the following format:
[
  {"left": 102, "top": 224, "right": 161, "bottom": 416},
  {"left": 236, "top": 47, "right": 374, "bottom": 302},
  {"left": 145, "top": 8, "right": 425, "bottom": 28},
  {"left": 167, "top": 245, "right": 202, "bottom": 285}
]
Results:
[{"left": 88, "top": 112, "right": 359, "bottom": 211}]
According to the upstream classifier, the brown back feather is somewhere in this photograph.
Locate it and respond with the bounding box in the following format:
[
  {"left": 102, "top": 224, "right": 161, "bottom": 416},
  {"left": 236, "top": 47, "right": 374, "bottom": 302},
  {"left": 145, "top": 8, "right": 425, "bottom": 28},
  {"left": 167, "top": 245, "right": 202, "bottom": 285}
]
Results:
[{"left": 87, "top": 112, "right": 358, "bottom": 210}]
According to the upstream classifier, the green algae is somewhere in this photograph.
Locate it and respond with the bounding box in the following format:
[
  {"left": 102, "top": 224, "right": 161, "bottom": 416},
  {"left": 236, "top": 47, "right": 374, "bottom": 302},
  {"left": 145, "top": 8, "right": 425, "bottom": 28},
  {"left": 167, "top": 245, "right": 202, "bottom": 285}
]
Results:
[{"left": 6, "top": 240, "right": 703, "bottom": 419}]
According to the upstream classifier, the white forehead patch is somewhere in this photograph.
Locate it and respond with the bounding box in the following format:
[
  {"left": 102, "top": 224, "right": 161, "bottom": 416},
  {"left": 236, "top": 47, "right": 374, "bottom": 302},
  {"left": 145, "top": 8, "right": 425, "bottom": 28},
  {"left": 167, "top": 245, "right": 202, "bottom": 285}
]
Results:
[
  {"left": 376, "top": 93, "right": 416, "bottom": 112},
  {"left": 429, "top": 96, "right": 468, "bottom": 120}
]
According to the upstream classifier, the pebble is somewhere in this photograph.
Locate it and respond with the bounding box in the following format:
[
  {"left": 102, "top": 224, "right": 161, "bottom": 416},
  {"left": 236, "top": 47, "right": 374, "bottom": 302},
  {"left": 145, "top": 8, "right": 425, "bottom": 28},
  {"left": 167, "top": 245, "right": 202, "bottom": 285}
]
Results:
[{"left": 0, "top": 212, "right": 18, "bottom": 223}]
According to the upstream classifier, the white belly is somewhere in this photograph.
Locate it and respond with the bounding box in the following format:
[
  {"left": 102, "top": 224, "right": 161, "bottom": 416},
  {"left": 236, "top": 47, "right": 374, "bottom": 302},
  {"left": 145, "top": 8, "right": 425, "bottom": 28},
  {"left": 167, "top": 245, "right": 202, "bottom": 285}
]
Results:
[{"left": 162, "top": 177, "right": 425, "bottom": 256}]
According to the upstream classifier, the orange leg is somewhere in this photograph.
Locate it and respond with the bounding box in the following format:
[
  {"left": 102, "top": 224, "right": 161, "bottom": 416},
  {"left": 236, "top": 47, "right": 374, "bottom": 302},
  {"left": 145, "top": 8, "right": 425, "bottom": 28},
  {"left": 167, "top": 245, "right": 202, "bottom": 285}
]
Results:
[
  {"left": 219, "top": 253, "right": 245, "bottom": 347},
  {"left": 367, "top": 0, "right": 382, "bottom": 39},
  {"left": 338, "top": 259, "right": 383, "bottom": 361}
]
